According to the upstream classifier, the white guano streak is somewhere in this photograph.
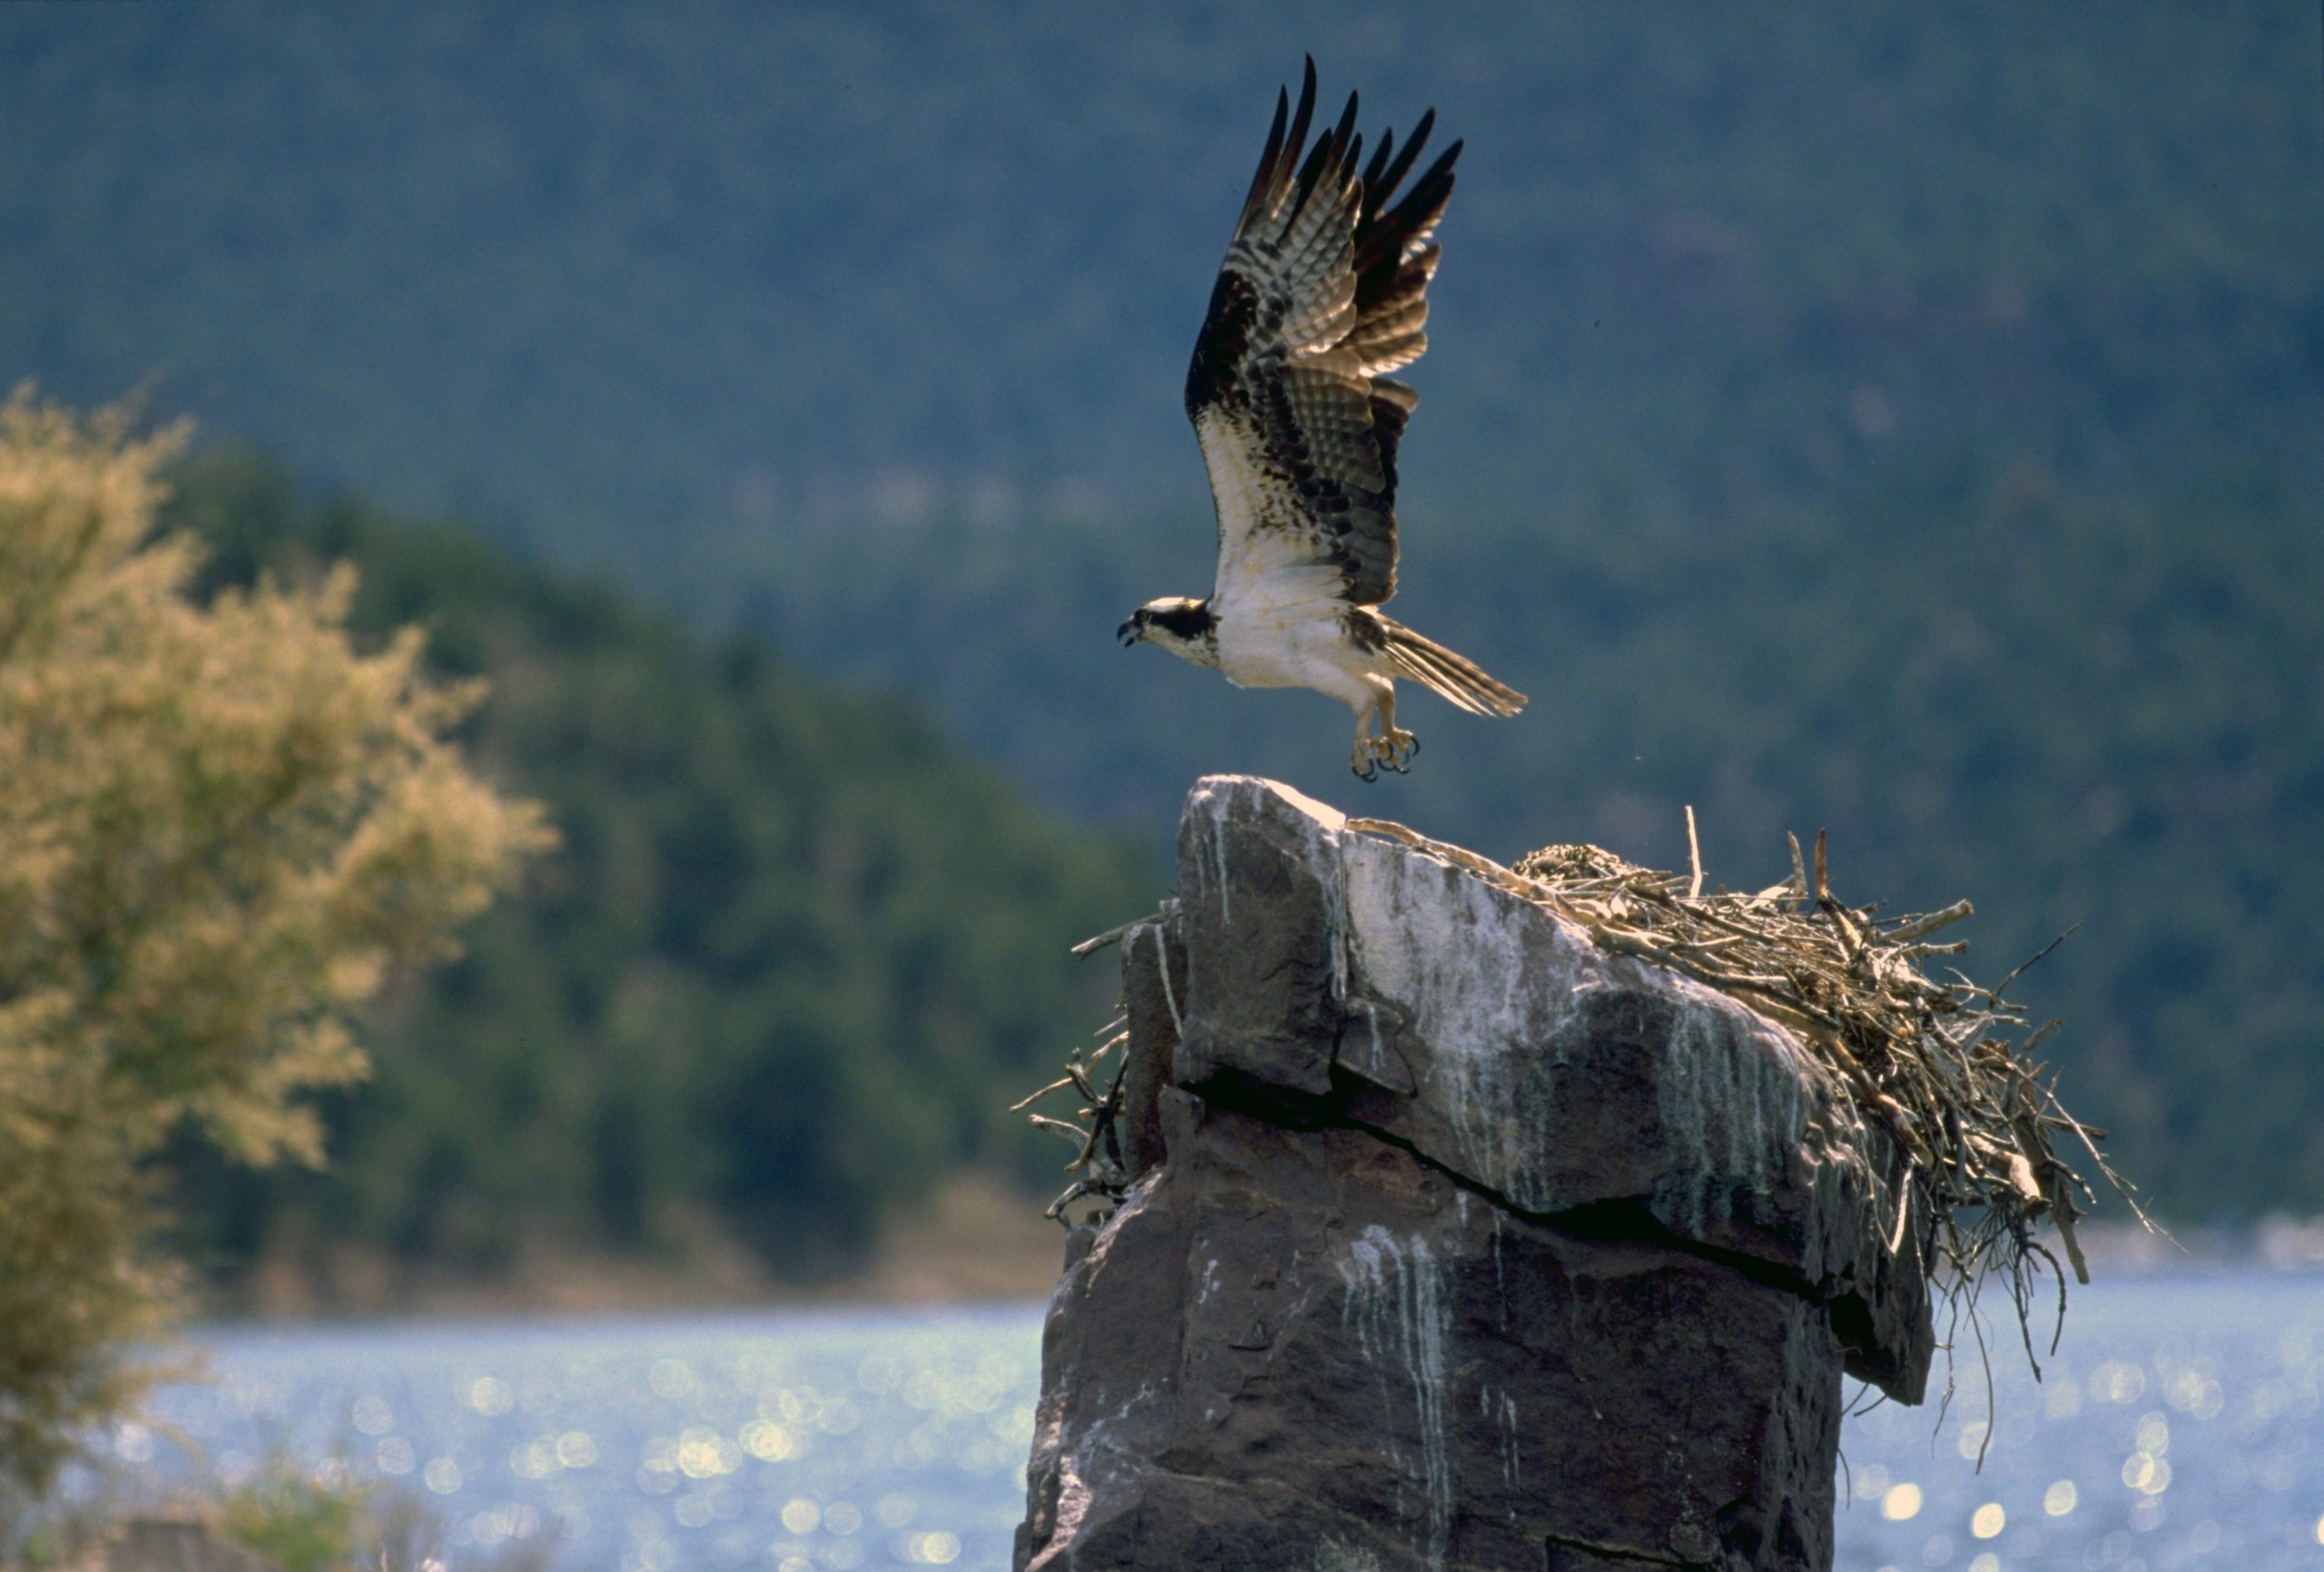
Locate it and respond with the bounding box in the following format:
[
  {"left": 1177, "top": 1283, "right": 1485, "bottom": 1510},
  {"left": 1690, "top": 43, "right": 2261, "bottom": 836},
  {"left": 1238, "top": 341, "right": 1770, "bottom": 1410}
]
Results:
[
  {"left": 1337, "top": 1225, "right": 1453, "bottom": 1569},
  {"left": 1210, "top": 810, "right": 1232, "bottom": 927}
]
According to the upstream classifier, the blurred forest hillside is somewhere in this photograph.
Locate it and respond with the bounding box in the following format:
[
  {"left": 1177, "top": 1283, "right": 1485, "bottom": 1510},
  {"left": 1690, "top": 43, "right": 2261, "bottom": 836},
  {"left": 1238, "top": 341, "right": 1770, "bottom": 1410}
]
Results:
[
  {"left": 4, "top": 5, "right": 2314, "bottom": 597},
  {"left": 2, "top": 3, "right": 2319, "bottom": 1233},
  {"left": 162, "top": 452, "right": 1154, "bottom": 1305}
]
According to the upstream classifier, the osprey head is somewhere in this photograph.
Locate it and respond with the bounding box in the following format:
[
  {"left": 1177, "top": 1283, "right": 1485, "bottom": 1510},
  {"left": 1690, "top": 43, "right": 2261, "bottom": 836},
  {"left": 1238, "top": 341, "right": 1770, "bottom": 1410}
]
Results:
[{"left": 1119, "top": 596, "right": 1219, "bottom": 667}]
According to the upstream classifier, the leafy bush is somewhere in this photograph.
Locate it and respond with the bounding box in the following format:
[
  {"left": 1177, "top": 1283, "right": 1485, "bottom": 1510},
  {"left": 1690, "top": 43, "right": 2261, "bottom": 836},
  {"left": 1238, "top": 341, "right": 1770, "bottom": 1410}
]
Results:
[{"left": 0, "top": 398, "right": 546, "bottom": 1508}]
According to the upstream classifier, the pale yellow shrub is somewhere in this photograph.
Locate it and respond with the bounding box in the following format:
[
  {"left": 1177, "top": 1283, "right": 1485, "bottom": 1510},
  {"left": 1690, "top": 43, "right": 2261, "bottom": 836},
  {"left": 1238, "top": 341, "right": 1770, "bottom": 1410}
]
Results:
[{"left": 0, "top": 393, "right": 549, "bottom": 1508}]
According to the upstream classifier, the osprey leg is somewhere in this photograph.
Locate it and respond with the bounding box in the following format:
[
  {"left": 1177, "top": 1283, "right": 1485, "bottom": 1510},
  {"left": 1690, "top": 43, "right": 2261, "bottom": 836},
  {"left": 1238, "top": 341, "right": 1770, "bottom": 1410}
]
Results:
[
  {"left": 1348, "top": 678, "right": 1417, "bottom": 781},
  {"left": 1349, "top": 683, "right": 1385, "bottom": 781},
  {"left": 1376, "top": 684, "right": 1418, "bottom": 773}
]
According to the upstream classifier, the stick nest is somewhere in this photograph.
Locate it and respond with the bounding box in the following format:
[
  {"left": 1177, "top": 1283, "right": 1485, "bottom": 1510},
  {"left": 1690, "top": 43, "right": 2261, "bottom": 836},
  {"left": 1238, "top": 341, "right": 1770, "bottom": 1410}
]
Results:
[
  {"left": 1028, "top": 810, "right": 2151, "bottom": 1400},
  {"left": 1350, "top": 813, "right": 2152, "bottom": 1369}
]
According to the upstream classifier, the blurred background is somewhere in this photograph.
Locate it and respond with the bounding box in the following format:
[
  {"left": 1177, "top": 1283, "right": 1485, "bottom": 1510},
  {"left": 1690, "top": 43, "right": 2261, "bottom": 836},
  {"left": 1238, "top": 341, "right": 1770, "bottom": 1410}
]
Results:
[{"left": 3, "top": 0, "right": 2318, "bottom": 1312}]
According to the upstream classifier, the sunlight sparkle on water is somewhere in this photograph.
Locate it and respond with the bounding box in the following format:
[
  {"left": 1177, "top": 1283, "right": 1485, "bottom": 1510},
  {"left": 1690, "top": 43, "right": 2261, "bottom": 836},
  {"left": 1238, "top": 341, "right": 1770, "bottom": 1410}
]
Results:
[
  {"left": 2087, "top": 1360, "right": 2147, "bottom": 1403},
  {"left": 741, "top": 1417, "right": 797, "bottom": 1459},
  {"left": 114, "top": 1279, "right": 2324, "bottom": 1571},
  {"left": 902, "top": 1530, "right": 960, "bottom": 1563},
  {"left": 2120, "top": 1449, "right": 2171, "bottom": 1494}
]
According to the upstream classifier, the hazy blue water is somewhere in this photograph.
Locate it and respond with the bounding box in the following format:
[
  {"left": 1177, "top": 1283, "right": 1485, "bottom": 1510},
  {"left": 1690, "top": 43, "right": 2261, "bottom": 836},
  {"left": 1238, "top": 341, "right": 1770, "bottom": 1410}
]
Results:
[{"left": 121, "top": 1273, "right": 2322, "bottom": 1570}]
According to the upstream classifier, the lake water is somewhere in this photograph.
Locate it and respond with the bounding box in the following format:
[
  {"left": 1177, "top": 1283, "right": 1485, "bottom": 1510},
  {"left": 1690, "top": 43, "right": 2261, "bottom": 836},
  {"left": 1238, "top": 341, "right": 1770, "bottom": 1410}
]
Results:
[{"left": 120, "top": 1272, "right": 2321, "bottom": 1571}]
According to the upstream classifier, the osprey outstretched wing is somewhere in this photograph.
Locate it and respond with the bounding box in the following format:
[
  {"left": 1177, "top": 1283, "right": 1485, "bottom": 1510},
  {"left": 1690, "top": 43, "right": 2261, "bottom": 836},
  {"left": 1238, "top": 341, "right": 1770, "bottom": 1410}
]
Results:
[{"left": 1121, "top": 59, "right": 1524, "bottom": 781}]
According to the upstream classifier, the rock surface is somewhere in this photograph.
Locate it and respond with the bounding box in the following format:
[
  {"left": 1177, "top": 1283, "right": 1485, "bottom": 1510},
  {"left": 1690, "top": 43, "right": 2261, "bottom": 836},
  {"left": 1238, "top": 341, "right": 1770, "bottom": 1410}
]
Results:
[{"left": 1015, "top": 778, "right": 1934, "bottom": 1572}]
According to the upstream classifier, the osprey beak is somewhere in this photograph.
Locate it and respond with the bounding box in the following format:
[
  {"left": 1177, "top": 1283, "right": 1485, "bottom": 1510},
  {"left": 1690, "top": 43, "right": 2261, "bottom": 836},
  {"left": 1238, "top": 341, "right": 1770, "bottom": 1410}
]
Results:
[{"left": 1118, "top": 618, "right": 1139, "bottom": 647}]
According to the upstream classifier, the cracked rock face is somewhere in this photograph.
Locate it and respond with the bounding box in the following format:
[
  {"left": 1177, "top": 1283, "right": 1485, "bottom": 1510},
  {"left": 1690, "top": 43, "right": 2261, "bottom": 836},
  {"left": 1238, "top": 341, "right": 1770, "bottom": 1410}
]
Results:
[{"left": 1015, "top": 777, "right": 1934, "bottom": 1572}]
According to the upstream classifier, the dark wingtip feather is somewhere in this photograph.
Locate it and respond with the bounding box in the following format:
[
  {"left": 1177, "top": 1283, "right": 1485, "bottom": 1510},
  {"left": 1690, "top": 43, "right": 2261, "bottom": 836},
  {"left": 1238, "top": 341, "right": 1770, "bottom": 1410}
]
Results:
[
  {"left": 1352, "top": 113, "right": 1462, "bottom": 293},
  {"left": 1294, "top": 94, "right": 1344, "bottom": 191},
  {"left": 1397, "top": 139, "right": 1462, "bottom": 218},
  {"left": 1329, "top": 93, "right": 1361, "bottom": 201},
  {"left": 1374, "top": 109, "right": 1436, "bottom": 208},
  {"left": 1291, "top": 58, "right": 1317, "bottom": 146},
  {"left": 1236, "top": 85, "right": 1291, "bottom": 232},
  {"left": 1362, "top": 126, "right": 1395, "bottom": 195},
  {"left": 1282, "top": 60, "right": 1318, "bottom": 192}
]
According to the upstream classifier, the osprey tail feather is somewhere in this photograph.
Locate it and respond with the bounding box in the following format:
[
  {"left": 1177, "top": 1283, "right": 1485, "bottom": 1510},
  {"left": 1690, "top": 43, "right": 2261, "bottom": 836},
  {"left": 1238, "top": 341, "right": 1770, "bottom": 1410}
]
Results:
[{"left": 1379, "top": 617, "right": 1526, "bottom": 717}]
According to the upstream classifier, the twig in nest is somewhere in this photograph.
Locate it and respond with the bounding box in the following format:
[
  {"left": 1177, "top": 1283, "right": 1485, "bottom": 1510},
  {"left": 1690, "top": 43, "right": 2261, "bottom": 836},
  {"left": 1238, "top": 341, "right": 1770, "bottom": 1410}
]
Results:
[
  {"left": 1071, "top": 909, "right": 1170, "bottom": 957},
  {"left": 1018, "top": 960, "right": 1158, "bottom": 1225},
  {"left": 1009, "top": 1076, "right": 1077, "bottom": 1114},
  {"left": 1888, "top": 900, "right": 1974, "bottom": 945},
  {"left": 1988, "top": 924, "right": 2082, "bottom": 1005}
]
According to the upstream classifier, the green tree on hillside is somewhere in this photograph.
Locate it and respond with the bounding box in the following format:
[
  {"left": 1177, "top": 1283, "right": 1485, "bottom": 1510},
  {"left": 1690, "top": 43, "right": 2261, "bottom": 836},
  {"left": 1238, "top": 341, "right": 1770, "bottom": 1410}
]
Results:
[{"left": 0, "top": 398, "right": 547, "bottom": 1508}]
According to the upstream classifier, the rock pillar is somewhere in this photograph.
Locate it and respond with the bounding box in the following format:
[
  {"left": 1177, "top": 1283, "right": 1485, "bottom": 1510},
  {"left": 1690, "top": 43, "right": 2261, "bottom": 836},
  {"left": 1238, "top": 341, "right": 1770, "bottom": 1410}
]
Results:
[{"left": 1015, "top": 777, "right": 1932, "bottom": 1572}]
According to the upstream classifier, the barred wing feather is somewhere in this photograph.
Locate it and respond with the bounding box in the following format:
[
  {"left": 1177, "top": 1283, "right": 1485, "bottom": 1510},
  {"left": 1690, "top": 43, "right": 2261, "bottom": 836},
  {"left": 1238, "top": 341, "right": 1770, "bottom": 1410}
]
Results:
[{"left": 1184, "top": 58, "right": 1460, "bottom": 613}]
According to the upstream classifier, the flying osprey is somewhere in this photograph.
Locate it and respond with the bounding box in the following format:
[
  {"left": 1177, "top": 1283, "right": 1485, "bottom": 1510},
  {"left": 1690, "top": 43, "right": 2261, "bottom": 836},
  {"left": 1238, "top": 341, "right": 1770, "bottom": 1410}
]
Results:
[{"left": 1119, "top": 59, "right": 1525, "bottom": 780}]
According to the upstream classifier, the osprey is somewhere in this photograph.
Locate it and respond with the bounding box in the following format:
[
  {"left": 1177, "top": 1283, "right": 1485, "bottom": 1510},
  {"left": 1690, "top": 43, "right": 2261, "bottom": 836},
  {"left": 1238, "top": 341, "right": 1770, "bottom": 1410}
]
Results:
[{"left": 1120, "top": 59, "right": 1525, "bottom": 780}]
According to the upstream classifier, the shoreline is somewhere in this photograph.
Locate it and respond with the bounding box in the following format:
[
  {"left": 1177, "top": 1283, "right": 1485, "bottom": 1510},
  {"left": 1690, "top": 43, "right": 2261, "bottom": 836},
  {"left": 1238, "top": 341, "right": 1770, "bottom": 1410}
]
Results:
[
  {"left": 182, "top": 1201, "right": 2324, "bottom": 1330},
  {"left": 192, "top": 1172, "right": 1072, "bottom": 1327}
]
